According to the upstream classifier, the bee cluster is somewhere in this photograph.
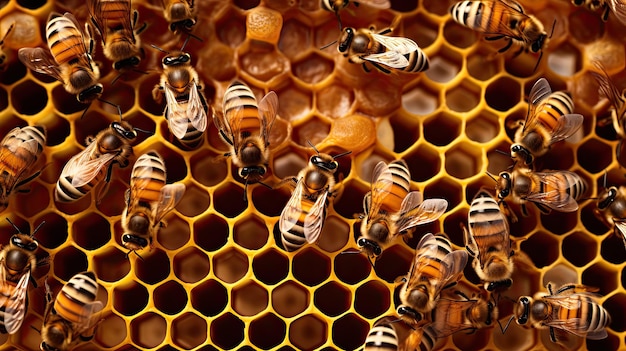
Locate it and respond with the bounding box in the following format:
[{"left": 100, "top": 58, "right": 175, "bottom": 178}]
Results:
[{"left": 0, "top": 0, "right": 623, "bottom": 350}]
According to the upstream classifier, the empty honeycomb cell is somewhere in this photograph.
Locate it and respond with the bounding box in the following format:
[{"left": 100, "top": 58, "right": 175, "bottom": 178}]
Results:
[
  {"left": 233, "top": 214, "right": 269, "bottom": 250},
  {"left": 404, "top": 143, "right": 441, "bottom": 182},
  {"left": 252, "top": 248, "right": 289, "bottom": 285},
  {"left": 15, "top": 0, "right": 45, "bottom": 10},
  {"left": 425, "top": 176, "right": 462, "bottom": 210},
  {"left": 51, "top": 84, "right": 88, "bottom": 115},
  {"left": 562, "top": 231, "right": 598, "bottom": 267},
  {"left": 53, "top": 245, "right": 88, "bottom": 281},
  {"left": 214, "top": 247, "right": 249, "bottom": 284},
  {"left": 541, "top": 210, "right": 579, "bottom": 235},
  {"left": 190, "top": 150, "right": 228, "bottom": 187},
  {"left": 11, "top": 80, "right": 47, "bottom": 116},
  {"left": 238, "top": 42, "right": 290, "bottom": 81},
  {"left": 173, "top": 247, "right": 210, "bottom": 283},
  {"left": 292, "top": 116, "right": 330, "bottom": 146},
  {"left": 581, "top": 202, "right": 611, "bottom": 236},
  {"left": 445, "top": 80, "right": 481, "bottom": 112},
  {"left": 278, "top": 19, "right": 311, "bottom": 61},
  {"left": 586, "top": 333, "right": 621, "bottom": 351},
  {"left": 316, "top": 215, "right": 351, "bottom": 252},
  {"left": 72, "top": 212, "right": 111, "bottom": 251},
  {"left": 232, "top": 280, "right": 268, "bottom": 316},
  {"left": 332, "top": 313, "right": 369, "bottom": 350},
  {"left": 213, "top": 183, "right": 246, "bottom": 217},
  {"left": 98, "top": 82, "right": 135, "bottom": 115},
  {"left": 272, "top": 280, "right": 309, "bottom": 318},
  {"left": 333, "top": 178, "right": 368, "bottom": 219},
  {"left": 444, "top": 142, "right": 483, "bottom": 179},
  {"left": 582, "top": 262, "right": 618, "bottom": 296},
  {"left": 113, "top": 280, "right": 149, "bottom": 316},
  {"left": 235, "top": 0, "right": 261, "bottom": 9},
  {"left": 373, "top": 244, "right": 413, "bottom": 284},
  {"left": 210, "top": 312, "right": 245, "bottom": 349},
  {"left": 130, "top": 312, "right": 167, "bottom": 349},
  {"left": 356, "top": 81, "right": 402, "bottom": 117},
  {"left": 191, "top": 279, "right": 229, "bottom": 317},
  {"left": 425, "top": 46, "right": 462, "bottom": 83},
  {"left": 467, "top": 49, "right": 502, "bottom": 81},
  {"left": 95, "top": 312, "right": 127, "bottom": 348},
  {"left": 521, "top": 231, "right": 559, "bottom": 268},
  {"left": 354, "top": 280, "right": 390, "bottom": 319},
  {"left": 154, "top": 280, "right": 188, "bottom": 315},
  {"left": 215, "top": 8, "right": 246, "bottom": 48},
  {"left": 93, "top": 247, "right": 130, "bottom": 283},
  {"left": 194, "top": 214, "right": 229, "bottom": 252},
  {"left": 293, "top": 53, "right": 334, "bottom": 84},
  {"left": 249, "top": 313, "right": 286, "bottom": 349},
  {"left": 156, "top": 214, "right": 191, "bottom": 250},
  {"left": 274, "top": 85, "right": 312, "bottom": 124},
  {"left": 603, "top": 293, "right": 626, "bottom": 332},
  {"left": 313, "top": 280, "right": 351, "bottom": 317},
  {"left": 485, "top": 76, "right": 522, "bottom": 112},
  {"left": 292, "top": 247, "right": 331, "bottom": 287},
  {"left": 534, "top": 143, "right": 576, "bottom": 172},
  {"left": 317, "top": 82, "right": 354, "bottom": 119},
  {"left": 34, "top": 211, "right": 67, "bottom": 249},
  {"left": 273, "top": 150, "right": 308, "bottom": 179},
  {"left": 452, "top": 327, "right": 491, "bottom": 351},
  {"left": 13, "top": 181, "right": 49, "bottom": 218},
  {"left": 577, "top": 138, "right": 613, "bottom": 173},
  {"left": 0, "top": 59, "right": 26, "bottom": 86},
  {"left": 0, "top": 87, "right": 7, "bottom": 112},
  {"left": 334, "top": 249, "right": 371, "bottom": 284},
  {"left": 402, "top": 82, "right": 440, "bottom": 116},
  {"left": 289, "top": 314, "right": 327, "bottom": 351},
  {"left": 466, "top": 111, "right": 500, "bottom": 143},
  {"left": 384, "top": 113, "right": 418, "bottom": 153},
  {"left": 95, "top": 179, "right": 127, "bottom": 217},
  {"left": 443, "top": 20, "right": 478, "bottom": 49},
  {"left": 548, "top": 42, "right": 582, "bottom": 77},
  {"left": 135, "top": 248, "right": 170, "bottom": 285},
  {"left": 601, "top": 234, "right": 626, "bottom": 264}
]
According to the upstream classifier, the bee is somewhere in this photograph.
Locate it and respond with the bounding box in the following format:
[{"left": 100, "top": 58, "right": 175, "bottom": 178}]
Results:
[
  {"left": 396, "top": 233, "right": 468, "bottom": 325},
  {"left": 594, "top": 183, "right": 626, "bottom": 249},
  {"left": 364, "top": 317, "right": 399, "bottom": 351},
  {"left": 364, "top": 316, "right": 436, "bottom": 351},
  {"left": 462, "top": 189, "right": 514, "bottom": 291},
  {"left": 0, "top": 126, "right": 47, "bottom": 213},
  {"left": 336, "top": 23, "right": 429, "bottom": 74},
  {"left": 449, "top": 0, "right": 549, "bottom": 60},
  {"left": 40, "top": 271, "right": 103, "bottom": 351},
  {"left": 161, "top": 0, "right": 196, "bottom": 33},
  {"left": 510, "top": 78, "right": 583, "bottom": 166},
  {"left": 121, "top": 151, "right": 186, "bottom": 253},
  {"left": 357, "top": 160, "right": 448, "bottom": 259},
  {"left": 428, "top": 290, "right": 498, "bottom": 338},
  {"left": 152, "top": 44, "right": 209, "bottom": 150},
  {"left": 321, "top": 0, "right": 390, "bottom": 28},
  {"left": 571, "top": 0, "right": 626, "bottom": 24},
  {"left": 87, "top": 0, "right": 147, "bottom": 71},
  {"left": 55, "top": 121, "right": 137, "bottom": 203},
  {"left": 213, "top": 80, "right": 278, "bottom": 197},
  {"left": 0, "top": 24, "right": 14, "bottom": 71},
  {"left": 279, "top": 145, "right": 351, "bottom": 252},
  {"left": 494, "top": 167, "right": 586, "bottom": 221},
  {"left": 18, "top": 12, "right": 103, "bottom": 104},
  {"left": 513, "top": 282, "right": 610, "bottom": 343},
  {"left": 0, "top": 218, "right": 45, "bottom": 334}
]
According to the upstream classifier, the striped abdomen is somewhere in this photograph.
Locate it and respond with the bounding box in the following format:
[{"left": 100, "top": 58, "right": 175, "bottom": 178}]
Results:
[
  {"left": 281, "top": 197, "right": 327, "bottom": 252},
  {"left": 535, "top": 171, "right": 586, "bottom": 202},
  {"left": 401, "top": 50, "right": 430, "bottom": 73},
  {"left": 364, "top": 322, "right": 397, "bottom": 351},
  {"left": 413, "top": 235, "right": 454, "bottom": 280},
  {"left": 97, "top": 0, "right": 131, "bottom": 24},
  {"left": 536, "top": 92, "right": 575, "bottom": 131},
  {"left": 55, "top": 167, "right": 107, "bottom": 202},
  {"left": 0, "top": 126, "right": 46, "bottom": 184},
  {"left": 54, "top": 272, "right": 99, "bottom": 324},
  {"left": 130, "top": 151, "right": 166, "bottom": 204},
  {"left": 46, "top": 13, "right": 88, "bottom": 66},
  {"left": 449, "top": 1, "right": 507, "bottom": 33},
  {"left": 552, "top": 294, "right": 610, "bottom": 336},
  {"left": 377, "top": 160, "right": 411, "bottom": 213},
  {"left": 0, "top": 280, "right": 24, "bottom": 334},
  {"left": 468, "top": 191, "right": 508, "bottom": 251},
  {"left": 223, "top": 81, "right": 262, "bottom": 135}
]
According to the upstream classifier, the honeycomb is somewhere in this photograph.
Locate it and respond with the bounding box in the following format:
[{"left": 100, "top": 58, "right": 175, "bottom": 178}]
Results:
[{"left": 0, "top": 0, "right": 623, "bottom": 350}]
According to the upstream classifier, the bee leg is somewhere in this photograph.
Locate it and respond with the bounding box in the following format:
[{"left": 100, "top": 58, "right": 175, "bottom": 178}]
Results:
[
  {"left": 549, "top": 326, "right": 557, "bottom": 343},
  {"left": 497, "top": 39, "right": 514, "bottom": 53},
  {"left": 484, "top": 35, "right": 505, "bottom": 41},
  {"left": 152, "top": 84, "right": 164, "bottom": 103},
  {"left": 602, "top": 4, "right": 610, "bottom": 21},
  {"left": 454, "top": 290, "right": 471, "bottom": 300},
  {"left": 371, "top": 62, "right": 391, "bottom": 74},
  {"left": 361, "top": 62, "right": 371, "bottom": 73}
]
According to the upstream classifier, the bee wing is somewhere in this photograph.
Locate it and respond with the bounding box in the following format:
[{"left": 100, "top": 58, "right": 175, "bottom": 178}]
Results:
[
  {"left": 212, "top": 108, "right": 234, "bottom": 147},
  {"left": 154, "top": 183, "right": 186, "bottom": 224},
  {"left": 525, "top": 171, "right": 579, "bottom": 212},
  {"left": 2, "top": 272, "right": 30, "bottom": 334},
  {"left": 186, "top": 81, "right": 208, "bottom": 132},
  {"left": 371, "top": 33, "right": 419, "bottom": 55},
  {"left": 591, "top": 62, "right": 626, "bottom": 120},
  {"left": 303, "top": 189, "right": 328, "bottom": 243},
  {"left": 18, "top": 47, "right": 65, "bottom": 83},
  {"left": 608, "top": 0, "right": 626, "bottom": 26},
  {"left": 440, "top": 249, "right": 469, "bottom": 288},
  {"left": 548, "top": 114, "right": 584, "bottom": 145},
  {"left": 476, "top": 0, "right": 534, "bottom": 39},
  {"left": 222, "top": 94, "right": 245, "bottom": 152},
  {"left": 367, "top": 161, "right": 394, "bottom": 221},
  {"left": 406, "top": 233, "right": 438, "bottom": 279},
  {"left": 62, "top": 143, "right": 115, "bottom": 188},
  {"left": 357, "top": 0, "right": 391, "bottom": 8},
  {"left": 524, "top": 78, "right": 553, "bottom": 132},
  {"left": 258, "top": 91, "right": 279, "bottom": 147},
  {"left": 430, "top": 298, "right": 475, "bottom": 338},
  {"left": 163, "top": 84, "right": 192, "bottom": 139},
  {"left": 75, "top": 300, "right": 104, "bottom": 333},
  {"left": 279, "top": 178, "right": 305, "bottom": 234},
  {"left": 88, "top": 0, "right": 135, "bottom": 43},
  {"left": 396, "top": 194, "right": 448, "bottom": 233},
  {"left": 614, "top": 220, "right": 626, "bottom": 249}
]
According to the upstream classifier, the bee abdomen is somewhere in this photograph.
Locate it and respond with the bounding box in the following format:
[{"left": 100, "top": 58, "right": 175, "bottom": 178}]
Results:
[
  {"left": 47, "top": 14, "right": 85, "bottom": 66},
  {"left": 364, "top": 323, "right": 397, "bottom": 351},
  {"left": 131, "top": 152, "right": 167, "bottom": 202},
  {"left": 223, "top": 81, "right": 261, "bottom": 133},
  {"left": 403, "top": 50, "right": 429, "bottom": 73},
  {"left": 537, "top": 92, "right": 575, "bottom": 131},
  {"left": 281, "top": 198, "right": 327, "bottom": 252},
  {"left": 55, "top": 170, "right": 105, "bottom": 202},
  {"left": 54, "top": 271, "right": 98, "bottom": 324}
]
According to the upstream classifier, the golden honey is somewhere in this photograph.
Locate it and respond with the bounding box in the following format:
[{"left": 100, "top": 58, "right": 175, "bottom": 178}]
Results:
[{"left": 0, "top": 0, "right": 623, "bottom": 350}]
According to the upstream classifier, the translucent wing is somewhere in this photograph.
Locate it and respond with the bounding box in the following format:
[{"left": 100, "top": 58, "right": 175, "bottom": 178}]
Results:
[
  {"left": 591, "top": 62, "right": 626, "bottom": 121},
  {"left": 470, "top": 0, "right": 534, "bottom": 39},
  {"left": 440, "top": 249, "right": 469, "bottom": 289},
  {"left": 303, "top": 189, "right": 328, "bottom": 243},
  {"left": 17, "top": 47, "right": 64, "bottom": 83},
  {"left": 614, "top": 220, "right": 626, "bottom": 250},
  {"left": 525, "top": 171, "right": 579, "bottom": 211},
  {"left": 524, "top": 78, "right": 553, "bottom": 132},
  {"left": 222, "top": 94, "right": 245, "bottom": 153},
  {"left": 279, "top": 178, "right": 305, "bottom": 234},
  {"left": 164, "top": 81, "right": 207, "bottom": 139},
  {"left": 609, "top": 0, "right": 626, "bottom": 26},
  {"left": 357, "top": 0, "right": 391, "bottom": 8},
  {"left": 75, "top": 300, "right": 104, "bottom": 334},
  {"left": 430, "top": 298, "right": 476, "bottom": 338},
  {"left": 258, "top": 91, "right": 279, "bottom": 147},
  {"left": 367, "top": 161, "right": 393, "bottom": 221},
  {"left": 371, "top": 33, "right": 419, "bottom": 55},
  {"left": 548, "top": 114, "right": 584, "bottom": 145},
  {"left": 154, "top": 183, "right": 186, "bottom": 224},
  {"left": 88, "top": 0, "right": 135, "bottom": 44},
  {"left": 186, "top": 81, "right": 208, "bottom": 132},
  {"left": 2, "top": 272, "right": 29, "bottom": 334},
  {"left": 61, "top": 143, "right": 116, "bottom": 188},
  {"left": 396, "top": 193, "right": 448, "bottom": 233}
]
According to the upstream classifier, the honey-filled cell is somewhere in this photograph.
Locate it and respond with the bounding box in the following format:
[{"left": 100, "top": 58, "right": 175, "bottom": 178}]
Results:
[{"left": 1, "top": 0, "right": 624, "bottom": 350}]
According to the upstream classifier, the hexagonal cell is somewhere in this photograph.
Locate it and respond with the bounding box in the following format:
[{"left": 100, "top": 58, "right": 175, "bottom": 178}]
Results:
[
  {"left": 134, "top": 249, "right": 169, "bottom": 284},
  {"left": 232, "top": 280, "right": 268, "bottom": 316},
  {"left": 425, "top": 46, "right": 462, "bottom": 83},
  {"left": 154, "top": 280, "right": 188, "bottom": 315},
  {"left": 317, "top": 82, "right": 354, "bottom": 119},
  {"left": 53, "top": 246, "right": 88, "bottom": 282},
  {"left": 485, "top": 76, "right": 522, "bottom": 112},
  {"left": 233, "top": 214, "right": 269, "bottom": 250},
  {"left": 138, "top": 73, "right": 165, "bottom": 115},
  {"left": 239, "top": 42, "right": 290, "bottom": 81},
  {"left": 290, "top": 315, "right": 327, "bottom": 351},
  {"left": 72, "top": 212, "right": 111, "bottom": 251},
  {"left": 270, "top": 280, "right": 308, "bottom": 318},
  {"left": 191, "top": 279, "right": 228, "bottom": 317},
  {"left": 190, "top": 150, "right": 228, "bottom": 187},
  {"left": 278, "top": 19, "right": 312, "bottom": 60},
  {"left": 93, "top": 247, "right": 130, "bottom": 283},
  {"left": 95, "top": 312, "right": 127, "bottom": 348},
  {"left": 601, "top": 231, "right": 626, "bottom": 264},
  {"left": 373, "top": 244, "right": 413, "bottom": 284},
  {"left": 445, "top": 80, "right": 481, "bottom": 112},
  {"left": 173, "top": 247, "right": 210, "bottom": 283},
  {"left": 113, "top": 280, "right": 149, "bottom": 316},
  {"left": 94, "top": 178, "right": 127, "bottom": 216},
  {"left": 354, "top": 280, "right": 390, "bottom": 319},
  {"left": 194, "top": 214, "right": 229, "bottom": 252},
  {"left": 560, "top": 231, "right": 597, "bottom": 268},
  {"left": 214, "top": 247, "right": 249, "bottom": 284},
  {"left": 404, "top": 143, "right": 441, "bottom": 182},
  {"left": 547, "top": 42, "right": 582, "bottom": 77},
  {"left": 356, "top": 80, "right": 402, "bottom": 117},
  {"left": 11, "top": 80, "right": 47, "bottom": 115},
  {"left": 213, "top": 182, "right": 246, "bottom": 218},
  {"left": 210, "top": 312, "right": 245, "bottom": 349},
  {"left": 273, "top": 149, "right": 308, "bottom": 179},
  {"left": 332, "top": 313, "right": 369, "bottom": 350},
  {"left": 577, "top": 138, "right": 613, "bottom": 174},
  {"left": 172, "top": 312, "right": 207, "bottom": 349},
  {"left": 424, "top": 176, "right": 462, "bottom": 211},
  {"left": 252, "top": 248, "right": 289, "bottom": 285},
  {"left": 467, "top": 47, "right": 502, "bottom": 81},
  {"left": 293, "top": 247, "right": 331, "bottom": 286},
  {"left": 442, "top": 20, "right": 478, "bottom": 49},
  {"left": 568, "top": 8, "right": 604, "bottom": 44},
  {"left": 35, "top": 212, "right": 68, "bottom": 249},
  {"left": 130, "top": 312, "right": 166, "bottom": 349},
  {"left": 424, "top": 112, "right": 463, "bottom": 147},
  {"left": 582, "top": 262, "right": 618, "bottom": 296},
  {"left": 293, "top": 52, "right": 334, "bottom": 84},
  {"left": 540, "top": 208, "right": 580, "bottom": 236},
  {"left": 313, "top": 280, "right": 351, "bottom": 318},
  {"left": 251, "top": 184, "right": 292, "bottom": 217},
  {"left": 332, "top": 177, "right": 368, "bottom": 218},
  {"left": 13, "top": 181, "right": 50, "bottom": 218},
  {"left": 402, "top": 83, "right": 440, "bottom": 116},
  {"left": 292, "top": 116, "right": 330, "bottom": 146},
  {"left": 249, "top": 313, "right": 286, "bottom": 349},
  {"left": 97, "top": 81, "right": 135, "bottom": 115},
  {"left": 334, "top": 249, "right": 371, "bottom": 284},
  {"left": 215, "top": 8, "right": 247, "bottom": 47},
  {"left": 444, "top": 142, "right": 483, "bottom": 180},
  {"left": 316, "top": 215, "right": 351, "bottom": 252},
  {"left": 486, "top": 143, "right": 516, "bottom": 175},
  {"left": 586, "top": 333, "right": 621, "bottom": 351},
  {"left": 521, "top": 231, "right": 559, "bottom": 268},
  {"left": 156, "top": 214, "right": 191, "bottom": 250},
  {"left": 466, "top": 110, "right": 500, "bottom": 143}
]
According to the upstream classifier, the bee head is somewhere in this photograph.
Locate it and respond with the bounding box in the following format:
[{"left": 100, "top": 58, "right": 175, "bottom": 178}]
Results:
[
  {"left": 77, "top": 84, "right": 103, "bottom": 103},
  {"left": 497, "top": 172, "right": 512, "bottom": 200},
  {"left": 11, "top": 234, "right": 38, "bottom": 251},
  {"left": 40, "top": 322, "right": 69, "bottom": 351},
  {"left": 163, "top": 52, "right": 191, "bottom": 67},
  {"left": 396, "top": 305, "right": 423, "bottom": 325},
  {"left": 112, "top": 121, "right": 138, "bottom": 141},
  {"left": 598, "top": 186, "right": 618, "bottom": 210},
  {"left": 515, "top": 296, "right": 532, "bottom": 325},
  {"left": 338, "top": 27, "right": 355, "bottom": 53},
  {"left": 113, "top": 56, "right": 141, "bottom": 71},
  {"left": 239, "top": 165, "right": 266, "bottom": 183},
  {"left": 357, "top": 237, "right": 382, "bottom": 258},
  {"left": 510, "top": 144, "right": 533, "bottom": 165},
  {"left": 122, "top": 233, "right": 149, "bottom": 252}
]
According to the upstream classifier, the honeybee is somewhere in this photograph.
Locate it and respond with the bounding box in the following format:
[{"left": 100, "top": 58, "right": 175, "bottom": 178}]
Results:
[
  {"left": 396, "top": 233, "right": 468, "bottom": 325},
  {"left": 336, "top": 24, "right": 429, "bottom": 74},
  {"left": 513, "top": 282, "right": 610, "bottom": 343},
  {"left": 161, "top": 0, "right": 196, "bottom": 33},
  {"left": 18, "top": 12, "right": 103, "bottom": 104},
  {"left": 55, "top": 121, "right": 137, "bottom": 203},
  {"left": 463, "top": 189, "right": 514, "bottom": 291},
  {"left": 510, "top": 78, "right": 583, "bottom": 166},
  {"left": 40, "top": 271, "right": 103, "bottom": 351},
  {"left": 494, "top": 167, "right": 586, "bottom": 221},
  {"left": 571, "top": 0, "right": 626, "bottom": 24},
  {"left": 87, "top": 0, "right": 146, "bottom": 71},
  {"left": 364, "top": 316, "right": 436, "bottom": 351},
  {"left": 0, "top": 218, "right": 45, "bottom": 334},
  {"left": 121, "top": 151, "right": 186, "bottom": 253},
  {"left": 449, "top": 0, "right": 549, "bottom": 58},
  {"left": 364, "top": 317, "right": 399, "bottom": 351},
  {"left": 279, "top": 145, "right": 351, "bottom": 252},
  {"left": 594, "top": 184, "right": 626, "bottom": 249},
  {"left": 321, "top": 0, "right": 390, "bottom": 28},
  {"left": 357, "top": 160, "right": 448, "bottom": 259},
  {"left": 213, "top": 80, "right": 278, "bottom": 197},
  {"left": 428, "top": 290, "right": 498, "bottom": 338},
  {"left": 0, "top": 24, "right": 14, "bottom": 72},
  {"left": 152, "top": 46, "right": 209, "bottom": 150},
  {"left": 0, "top": 126, "right": 47, "bottom": 213}
]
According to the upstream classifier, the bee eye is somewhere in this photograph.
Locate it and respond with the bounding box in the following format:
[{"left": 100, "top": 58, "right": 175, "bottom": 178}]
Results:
[
  {"left": 181, "top": 54, "right": 191, "bottom": 62},
  {"left": 327, "top": 162, "right": 338, "bottom": 170}
]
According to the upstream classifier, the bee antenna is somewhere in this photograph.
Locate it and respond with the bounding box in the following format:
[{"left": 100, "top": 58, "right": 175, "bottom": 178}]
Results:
[
  {"left": 259, "top": 181, "right": 273, "bottom": 190},
  {"left": 498, "top": 315, "right": 515, "bottom": 334},
  {"left": 30, "top": 325, "right": 41, "bottom": 334},
  {"left": 97, "top": 97, "right": 123, "bottom": 120},
  {"left": 486, "top": 172, "right": 498, "bottom": 183},
  {"left": 333, "top": 150, "right": 352, "bottom": 159},
  {"left": 494, "top": 149, "right": 509, "bottom": 156},
  {"left": 133, "top": 127, "right": 153, "bottom": 135},
  {"left": 31, "top": 221, "right": 46, "bottom": 237},
  {"left": 149, "top": 44, "right": 169, "bottom": 54},
  {"left": 111, "top": 73, "right": 124, "bottom": 86},
  {"left": 307, "top": 140, "right": 320, "bottom": 154},
  {"left": 0, "top": 23, "right": 14, "bottom": 45},
  {"left": 602, "top": 170, "right": 608, "bottom": 189},
  {"left": 181, "top": 34, "right": 192, "bottom": 52},
  {"left": 5, "top": 218, "right": 21, "bottom": 233},
  {"left": 243, "top": 179, "right": 249, "bottom": 204},
  {"left": 80, "top": 103, "right": 92, "bottom": 120},
  {"left": 320, "top": 39, "right": 338, "bottom": 51}
]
